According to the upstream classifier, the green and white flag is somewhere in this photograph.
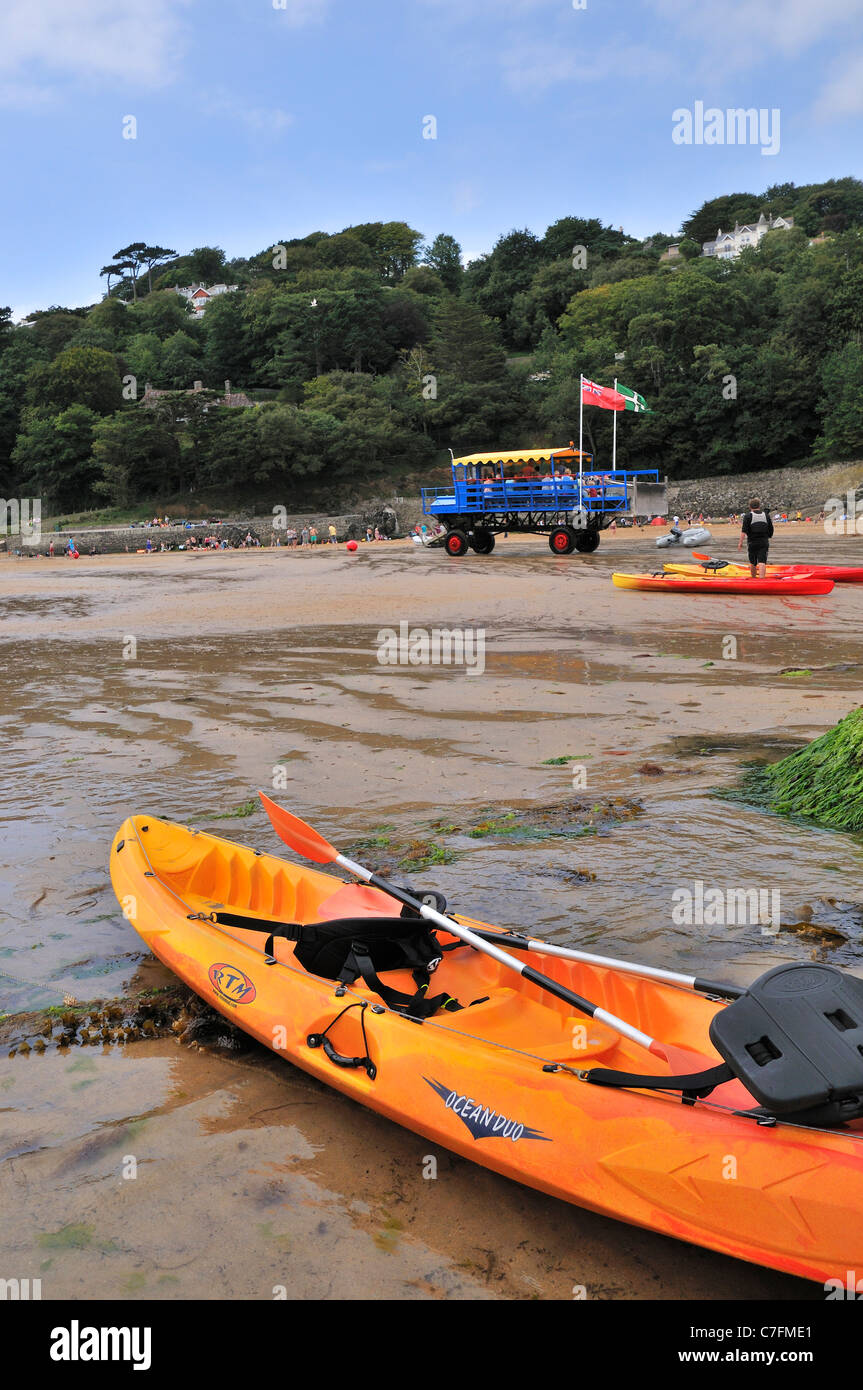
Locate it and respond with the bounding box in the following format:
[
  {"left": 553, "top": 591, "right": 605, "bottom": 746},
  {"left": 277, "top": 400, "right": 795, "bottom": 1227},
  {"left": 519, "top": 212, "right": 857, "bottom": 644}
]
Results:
[{"left": 617, "top": 383, "right": 651, "bottom": 413}]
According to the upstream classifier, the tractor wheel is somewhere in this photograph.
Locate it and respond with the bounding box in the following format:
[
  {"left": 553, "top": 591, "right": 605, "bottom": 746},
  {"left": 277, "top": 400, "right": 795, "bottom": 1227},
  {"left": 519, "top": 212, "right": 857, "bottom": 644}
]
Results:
[
  {"left": 470, "top": 528, "right": 495, "bottom": 554},
  {"left": 444, "top": 529, "right": 469, "bottom": 558},
  {"left": 549, "top": 526, "right": 576, "bottom": 555},
  {"left": 574, "top": 528, "right": 600, "bottom": 553}
]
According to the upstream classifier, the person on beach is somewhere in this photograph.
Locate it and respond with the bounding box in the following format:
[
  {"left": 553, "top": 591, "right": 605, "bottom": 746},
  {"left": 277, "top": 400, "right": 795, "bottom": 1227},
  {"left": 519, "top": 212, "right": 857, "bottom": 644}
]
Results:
[
  {"left": 328, "top": 523, "right": 337, "bottom": 544},
  {"left": 301, "top": 526, "right": 309, "bottom": 547},
  {"left": 738, "top": 497, "right": 774, "bottom": 577}
]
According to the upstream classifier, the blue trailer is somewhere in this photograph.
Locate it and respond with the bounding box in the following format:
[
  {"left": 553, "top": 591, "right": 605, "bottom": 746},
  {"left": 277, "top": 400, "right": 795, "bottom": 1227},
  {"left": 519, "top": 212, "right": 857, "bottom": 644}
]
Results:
[{"left": 421, "top": 446, "right": 667, "bottom": 556}]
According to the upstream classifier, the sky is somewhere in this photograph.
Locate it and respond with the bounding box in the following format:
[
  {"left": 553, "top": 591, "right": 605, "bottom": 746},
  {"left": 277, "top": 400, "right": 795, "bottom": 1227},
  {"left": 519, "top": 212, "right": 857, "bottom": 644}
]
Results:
[{"left": 2, "top": 0, "right": 863, "bottom": 318}]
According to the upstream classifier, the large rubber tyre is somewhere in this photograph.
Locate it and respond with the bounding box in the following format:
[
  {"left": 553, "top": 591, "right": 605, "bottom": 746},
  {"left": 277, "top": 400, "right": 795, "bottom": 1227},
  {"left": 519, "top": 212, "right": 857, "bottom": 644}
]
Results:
[
  {"left": 444, "top": 529, "right": 469, "bottom": 558},
  {"left": 574, "top": 529, "right": 601, "bottom": 553},
  {"left": 549, "top": 526, "right": 576, "bottom": 555},
  {"left": 470, "top": 528, "right": 495, "bottom": 554}
]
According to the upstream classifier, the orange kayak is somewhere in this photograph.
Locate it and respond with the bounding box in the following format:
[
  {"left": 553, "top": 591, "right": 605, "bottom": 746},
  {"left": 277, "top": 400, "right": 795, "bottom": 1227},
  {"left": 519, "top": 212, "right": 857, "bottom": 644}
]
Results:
[
  {"left": 665, "top": 561, "right": 863, "bottom": 583},
  {"left": 613, "top": 571, "right": 834, "bottom": 595},
  {"left": 110, "top": 814, "right": 863, "bottom": 1283}
]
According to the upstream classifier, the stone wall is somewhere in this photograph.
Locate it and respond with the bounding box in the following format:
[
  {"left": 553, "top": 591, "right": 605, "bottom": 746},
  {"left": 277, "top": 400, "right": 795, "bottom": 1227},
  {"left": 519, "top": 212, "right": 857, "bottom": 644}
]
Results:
[
  {"left": 667, "top": 464, "right": 863, "bottom": 517},
  {"left": 7, "top": 503, "right": 413, "bottom": 555}
]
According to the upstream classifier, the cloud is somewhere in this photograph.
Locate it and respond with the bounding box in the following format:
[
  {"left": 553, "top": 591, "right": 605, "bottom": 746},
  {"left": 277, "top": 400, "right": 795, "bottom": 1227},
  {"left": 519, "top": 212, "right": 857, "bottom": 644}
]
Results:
[
  {"left": 199, "top": 89, "right": 294, "bottom": 134},
  {"left": 648, "top": 0, "right": 863, "bottom": 69},
  {"left": 813, "top": 51, "right": 863, "bottom": 120},
  {"left": 452, "top": 180, "right": 481, "bottom": 213},
  {"left": 0, "top": 0, "right": 187, "bottom": 87},
  {"left": 272, "top": 0, "right": 331, "bottom": 26},
  {"left": 500, "top": 39, "right": 674, "bottom": 95}
]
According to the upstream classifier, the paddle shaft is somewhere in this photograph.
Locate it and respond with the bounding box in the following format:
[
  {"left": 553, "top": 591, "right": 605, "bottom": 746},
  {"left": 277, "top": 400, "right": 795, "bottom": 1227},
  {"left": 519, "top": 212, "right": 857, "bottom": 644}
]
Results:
[
  {"left": 331, "top": 855, "right": 742, "bottom": 1001},
  {"left": 469, "top": 931, "right": 744, "bottom": 1000},
  {"left": 334, "top": 854, "right": 663, "bottom": 1055}
]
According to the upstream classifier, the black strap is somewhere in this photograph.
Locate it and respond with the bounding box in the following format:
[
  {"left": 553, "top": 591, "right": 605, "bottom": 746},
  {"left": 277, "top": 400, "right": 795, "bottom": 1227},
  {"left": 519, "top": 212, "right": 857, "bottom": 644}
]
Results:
[
  {"left": 209, "top": 911, "right": 420, "bottom": 963},
  {"left": 208, "top": 909, "right": 465, "bottom": 1018},
  {"left": 583, "top": 1061, "right": 735, "bottom": 1102},
  {"left": 210, "top": 910, "right": 310, "bottom": 962},
  {"left": 344, "top": 942, "right": 463, "bottom": 1019}
]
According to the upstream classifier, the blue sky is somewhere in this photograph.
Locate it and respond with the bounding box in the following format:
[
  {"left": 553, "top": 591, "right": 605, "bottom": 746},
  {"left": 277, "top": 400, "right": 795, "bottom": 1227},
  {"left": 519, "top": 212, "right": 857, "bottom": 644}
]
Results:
[{"left": 2, "top": 0, "right": 862, "bottom": 318}]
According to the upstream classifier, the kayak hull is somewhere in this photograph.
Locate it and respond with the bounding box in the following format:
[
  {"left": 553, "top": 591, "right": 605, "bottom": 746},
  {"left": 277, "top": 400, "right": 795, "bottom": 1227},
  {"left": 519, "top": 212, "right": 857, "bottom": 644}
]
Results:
[
  {"left": 110, "top": 815, "right": 863, "bottom": 1283},
  {"left": 665, "top": 562, "right": 863, "bottom": 584},
  {"left": 613, "top": 572, "right": 834, "bottom": 595}
]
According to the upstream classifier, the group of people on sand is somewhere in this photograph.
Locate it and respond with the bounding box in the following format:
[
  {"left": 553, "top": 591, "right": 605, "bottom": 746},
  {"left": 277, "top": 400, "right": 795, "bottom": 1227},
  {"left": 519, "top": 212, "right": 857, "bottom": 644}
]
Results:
[{"left": 276, "top": 523, "right": 339, "bottom": 547}]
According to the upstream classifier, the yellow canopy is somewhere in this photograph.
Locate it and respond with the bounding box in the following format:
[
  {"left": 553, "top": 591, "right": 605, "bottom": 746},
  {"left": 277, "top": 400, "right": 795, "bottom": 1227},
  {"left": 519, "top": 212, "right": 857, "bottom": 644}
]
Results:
[{"left": 453, "top": 446, "right": 591, "bottom": 468}]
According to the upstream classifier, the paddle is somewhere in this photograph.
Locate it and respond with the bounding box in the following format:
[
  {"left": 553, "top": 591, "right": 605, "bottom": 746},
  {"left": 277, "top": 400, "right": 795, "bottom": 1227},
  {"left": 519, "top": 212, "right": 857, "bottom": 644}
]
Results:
[
  {"left": 259, "top": 794, "right": 743, "bottom": 1002},
  {"left": 258, "top": 793, "right": 669, "bottom": 1058}
]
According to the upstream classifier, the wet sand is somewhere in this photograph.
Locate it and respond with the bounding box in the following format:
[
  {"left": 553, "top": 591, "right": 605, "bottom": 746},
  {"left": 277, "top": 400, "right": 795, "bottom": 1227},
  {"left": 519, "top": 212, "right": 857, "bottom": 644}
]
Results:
[{"left": 2, "top": 522, "right": 862, "bottom": 1299}]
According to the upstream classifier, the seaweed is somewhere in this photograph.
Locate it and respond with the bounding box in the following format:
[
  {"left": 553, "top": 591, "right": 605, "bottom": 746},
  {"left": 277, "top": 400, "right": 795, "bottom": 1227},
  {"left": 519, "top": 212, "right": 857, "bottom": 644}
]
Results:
[{"left": 722, "top": 708, "right": 863, "bottom": 833}]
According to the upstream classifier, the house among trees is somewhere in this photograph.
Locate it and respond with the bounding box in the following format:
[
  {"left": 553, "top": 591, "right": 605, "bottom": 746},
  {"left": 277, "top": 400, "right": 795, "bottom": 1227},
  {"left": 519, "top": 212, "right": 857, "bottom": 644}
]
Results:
[
  {"left": 702, "top": 214, "right": 794, "bottom": 260},
  {"left": 173, "top": 283, "right": 238, "bottom": 316},
  {"left": 141, "top": 380, "right": 255, "bottom": 408}
]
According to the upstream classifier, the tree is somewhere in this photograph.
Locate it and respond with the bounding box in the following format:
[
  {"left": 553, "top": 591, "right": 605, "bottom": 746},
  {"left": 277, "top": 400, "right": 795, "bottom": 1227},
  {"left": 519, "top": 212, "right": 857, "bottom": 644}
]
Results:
[
  {"left": 202, "top": 290, "right": 253, "bottom": 386},
  {"left": 112, "top": 243, "right": 149, "bottom": 301},
  {"left": 160, "top": 331, "right": 203, "bottom": 389},
  {"left": 421, "top": 234, "right": 463, "bottom": 292},
  {"left": 92, "top": 410, "right": 181, "bottom": 506},
  {"left": 11, "top": 405, "right": 100, "bottom": 509},
  {"left": 430, "top": 296, "right": 507, "bottom": 383},
  {"left": 813, "top": 343, "right": 863, "bottom": 461},
  {"left": 122, "top": 333, "right": 162, "bottom": 388},
  {"left": 25, "top": 346, "right": 122, "bottom": 415},
  {"left": 127, "top": 290, "right": 194, "bottom": 340},
  {"left": 23, "top": 309, "right": 86, "bottom": 357},
  {"left": 682, "top": 194, "right": 759, "bottom": 246},
  {"left": 188, "top": 246, "right": 228, "bottom": 283},
  {"left": 142, "top": 246, "right": 178, "bottom": 294}
]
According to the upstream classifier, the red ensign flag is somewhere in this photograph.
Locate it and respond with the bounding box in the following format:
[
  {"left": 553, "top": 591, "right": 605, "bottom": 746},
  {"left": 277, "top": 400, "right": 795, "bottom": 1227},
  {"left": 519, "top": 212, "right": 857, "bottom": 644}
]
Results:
[{"left": 581, "top": 378, "right": 625, "bottom": 411}]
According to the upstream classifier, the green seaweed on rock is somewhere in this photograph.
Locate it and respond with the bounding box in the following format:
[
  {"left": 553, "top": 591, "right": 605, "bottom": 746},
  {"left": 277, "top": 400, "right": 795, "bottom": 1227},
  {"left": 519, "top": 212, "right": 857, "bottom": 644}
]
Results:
[{"left": 724, "top": 708, "right": 863, "bottom": 833}]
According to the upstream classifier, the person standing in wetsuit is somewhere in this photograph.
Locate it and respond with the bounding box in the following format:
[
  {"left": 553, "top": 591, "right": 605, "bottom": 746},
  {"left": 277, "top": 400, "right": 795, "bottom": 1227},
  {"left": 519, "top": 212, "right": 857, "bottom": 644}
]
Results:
[{"left": 737, "top": 496, "right": 774, "bottom": 577}]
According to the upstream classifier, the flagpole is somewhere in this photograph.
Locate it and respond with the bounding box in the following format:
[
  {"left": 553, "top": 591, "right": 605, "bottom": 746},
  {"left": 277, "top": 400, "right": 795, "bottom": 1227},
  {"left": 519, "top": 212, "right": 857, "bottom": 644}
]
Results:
[
  {"left": 579, "top": 373, "right": 584, "bottom": 481},
  {"left": 613, "top": 377, "right": 618, "bottom": 473}
]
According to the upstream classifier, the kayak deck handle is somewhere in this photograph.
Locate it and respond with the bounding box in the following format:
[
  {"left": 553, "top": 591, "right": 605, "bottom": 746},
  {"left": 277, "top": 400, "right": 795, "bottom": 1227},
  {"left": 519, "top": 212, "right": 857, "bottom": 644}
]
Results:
[{"left": 307, "top": 999, "right": 377, "bottom": 1080}]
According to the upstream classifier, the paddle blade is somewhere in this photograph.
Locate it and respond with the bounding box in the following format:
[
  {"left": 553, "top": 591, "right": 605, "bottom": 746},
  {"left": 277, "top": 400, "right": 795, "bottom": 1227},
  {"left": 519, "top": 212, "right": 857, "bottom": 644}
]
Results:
[
  {"left": 691, "top": 551, "right": 713, "bottom": 562},
  {"left": 258, "top": 792, "right": 338, "bottom": 864}
]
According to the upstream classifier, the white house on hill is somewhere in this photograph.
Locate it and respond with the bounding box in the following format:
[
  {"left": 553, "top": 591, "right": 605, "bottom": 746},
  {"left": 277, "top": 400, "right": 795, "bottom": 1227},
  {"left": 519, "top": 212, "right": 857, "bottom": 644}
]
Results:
[
  {"left": 702, "top": 214, "right": 794, "bottom": 260},
  {"left": 174, "top": 283, "right": 238, "bottom": 316}
]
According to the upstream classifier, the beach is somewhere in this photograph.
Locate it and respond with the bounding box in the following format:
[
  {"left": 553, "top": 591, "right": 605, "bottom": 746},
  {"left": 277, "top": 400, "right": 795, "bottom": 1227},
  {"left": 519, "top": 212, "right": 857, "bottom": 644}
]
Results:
[{"left": 2, "top": 521, "right": 862, "bottom": 1300}]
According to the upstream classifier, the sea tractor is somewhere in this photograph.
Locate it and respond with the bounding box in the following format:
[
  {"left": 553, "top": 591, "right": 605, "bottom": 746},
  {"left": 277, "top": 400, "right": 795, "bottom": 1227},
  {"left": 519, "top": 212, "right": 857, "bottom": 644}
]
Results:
[{"left": 421, "top": 445, "right": 667, "bottom": 557}]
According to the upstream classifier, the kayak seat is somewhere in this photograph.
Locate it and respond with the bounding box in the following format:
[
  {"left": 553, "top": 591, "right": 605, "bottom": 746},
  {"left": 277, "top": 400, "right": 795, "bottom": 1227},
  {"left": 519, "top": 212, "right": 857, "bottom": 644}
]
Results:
[{"left": 316, "top": 883, "right": 404, "bottom": 920}]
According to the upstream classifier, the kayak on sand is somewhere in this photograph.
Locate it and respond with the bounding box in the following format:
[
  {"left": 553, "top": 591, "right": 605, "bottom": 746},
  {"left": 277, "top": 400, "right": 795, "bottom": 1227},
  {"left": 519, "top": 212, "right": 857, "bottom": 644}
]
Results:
[
  {"left": 612, "top": 571, "right": 834, "bottom": 595},
  {"left": 110, "top": 801, "right": 863, "bottom": 1282},
  {"left": 664, "top": 560, "right": 863, "bottom": 584}
]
